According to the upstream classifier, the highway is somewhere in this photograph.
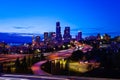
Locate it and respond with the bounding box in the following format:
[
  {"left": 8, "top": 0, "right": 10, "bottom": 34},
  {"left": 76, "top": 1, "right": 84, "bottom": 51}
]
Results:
[
  {"left": 31, "top": 49, "right": 73, "bottom": 75},
  {"left": 0, "top": 49, "right": 119, "bottom": 80},
  {"left": 0, "top": 74, "right": 119, "bottom": 80}
]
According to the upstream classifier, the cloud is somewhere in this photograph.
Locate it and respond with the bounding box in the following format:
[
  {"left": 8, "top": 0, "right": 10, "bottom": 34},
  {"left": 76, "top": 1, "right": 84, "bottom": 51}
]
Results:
[
  {"left": 0, "top": 32, "right": 43, "bottom": 38},
  {"left": 13, "top": 26, "right": 32, "bottom": 29},
  {"left": 14, "top": 33, "right": 43, "bottom": 37}
]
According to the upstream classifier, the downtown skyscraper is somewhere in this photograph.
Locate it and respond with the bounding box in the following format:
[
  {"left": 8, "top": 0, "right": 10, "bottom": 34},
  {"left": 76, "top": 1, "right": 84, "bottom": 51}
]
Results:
[
  {"left": 56, "top": 22, "right": 62, "bottom": 42},
  {"left": 76, "top": 31, "right": 82, "bottom": 41},
  {"left": 63, "top": 27, "right": 71, "bottom": 43}
]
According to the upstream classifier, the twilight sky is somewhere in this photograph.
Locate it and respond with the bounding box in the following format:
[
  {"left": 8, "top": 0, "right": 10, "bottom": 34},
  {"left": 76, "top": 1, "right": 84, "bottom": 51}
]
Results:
[{"left": 0, "top": 0, "right": 120, "bottom": 37}]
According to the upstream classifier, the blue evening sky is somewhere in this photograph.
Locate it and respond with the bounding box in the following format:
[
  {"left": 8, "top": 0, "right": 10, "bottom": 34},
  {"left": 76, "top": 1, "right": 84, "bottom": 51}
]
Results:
[{"left": 0, "top": 0, "right": 120, "bottom": 37}]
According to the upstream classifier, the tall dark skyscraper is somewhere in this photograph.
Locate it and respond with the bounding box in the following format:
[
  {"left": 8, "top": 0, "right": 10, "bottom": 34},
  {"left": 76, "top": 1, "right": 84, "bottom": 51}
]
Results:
[
  {"left": 63, "top": 27, "right": 71, "bottom": 42},
  {"left": 56, "top": 22, "right": 62, "bottom": 42}
]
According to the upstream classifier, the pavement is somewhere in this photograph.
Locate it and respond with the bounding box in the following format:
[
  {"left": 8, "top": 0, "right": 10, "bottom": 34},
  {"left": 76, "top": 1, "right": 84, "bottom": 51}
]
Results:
[
  {"left": 31, "top": 60, "right": 51, "bottom": 75},
  {"left": 0, "top": 74, "right": 119, "bottom": 80},
  {"left": 0, "top": 54, "right": 32, "bottom": 63}
]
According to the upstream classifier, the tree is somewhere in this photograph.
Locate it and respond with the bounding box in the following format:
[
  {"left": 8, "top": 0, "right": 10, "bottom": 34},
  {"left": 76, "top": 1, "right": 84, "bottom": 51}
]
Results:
[
  {"left": 15, "top": 57, "right": 20, "bottom": 73},
  {"left": 21, "top": 56, "right": 28, "bottom": 73},
  {"left": 68, "top": 50, "right": 84, "bottom": 61}
]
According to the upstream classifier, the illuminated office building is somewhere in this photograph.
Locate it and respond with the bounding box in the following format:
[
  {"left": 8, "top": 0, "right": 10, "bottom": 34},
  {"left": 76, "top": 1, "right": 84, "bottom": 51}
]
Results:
[
  {"left": 63, "top": 27, "right": 71, "bottom": 42},
  {"left": 49, "top": 32, "right": 56, "bottom": 40},
  {"left": 35, "top": 36, "right": 40, "bottom": 43},
  {"left": 76, "top": 31, "right": 82, "bottom": 41},
  {"left": 97, "top": 33, "right": 101, "bottom": 40},
  {"left": 44, "top": 32, "right": 49, "bottom": 42}
]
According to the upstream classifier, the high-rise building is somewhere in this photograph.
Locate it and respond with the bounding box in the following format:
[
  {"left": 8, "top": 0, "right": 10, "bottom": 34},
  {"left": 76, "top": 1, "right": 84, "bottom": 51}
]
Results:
[
  {"left": 75, "top": 35, "right": 78, "bottom": 41},
  {"left": 44, "top": 32, "right": 49, "bottom": 42},
  {"left": 32, "top": 35, "right": 35, "bottom": 42},
  {"left": 63, "top": 27, "right": 71, "bottom": 42},
  {"left": 77, "top": 31, "right": 82, "bottom": 41},
  {"left": 35, "top": 36, "right": 40, "bottom": 43},
  {"left": 56, "top": 22, "right": 62, "bottom": 42},
  {"left": 44, "top": 32, "right": 56, "bottom": 44},
  {"left": 32, "top": 35, "right": 36, "bottom": 46},
  {"left": 49, "top": 32, "right": 56, "bottom": 44},
  {"left": 97, "top": 33, "right": 101, "bottom": 40},
  {"left": 49, "top": 32, "right": 56, "bottom": 40},
  {"left": 103, "top": 33, "right": 111, "bottom": 41}
]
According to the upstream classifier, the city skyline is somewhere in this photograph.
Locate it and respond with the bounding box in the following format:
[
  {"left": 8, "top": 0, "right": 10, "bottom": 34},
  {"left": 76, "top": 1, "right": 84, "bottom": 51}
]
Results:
[
  {"left": 0, "top": 0, "right": 120, "bottom": 37},
  {"left": 0, "top": 0, "right": 120, "bottom": 79}
]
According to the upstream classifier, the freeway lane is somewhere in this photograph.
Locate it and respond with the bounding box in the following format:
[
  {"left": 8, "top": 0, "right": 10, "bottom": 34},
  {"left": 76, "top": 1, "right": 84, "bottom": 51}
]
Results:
[
  {"left": 0, "top": 54, "right": 33, "bottom": 63},
  {"left": 46, "top": 49, "right": 73, "bottom": 61},
  {"left": 31, "top": 60, "right": 51, "bottom": 75}
]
